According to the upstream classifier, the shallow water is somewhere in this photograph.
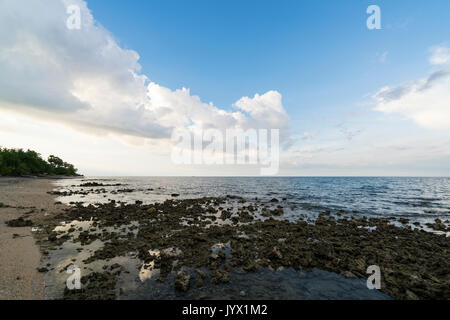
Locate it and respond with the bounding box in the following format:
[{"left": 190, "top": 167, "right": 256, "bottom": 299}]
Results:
[
  {"left": 119, "top": 267, "right": 391, "bottom": 300},
  {"left": 44, "top": 222, "right": 391, "bottom": 300},
  {"left": 53, "top": 177, "right": 450, "bottom": 231}
]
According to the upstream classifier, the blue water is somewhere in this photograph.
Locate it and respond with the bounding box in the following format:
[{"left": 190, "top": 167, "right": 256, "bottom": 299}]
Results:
[{"left": 54, "top": 177, "right": 450, "bottom": 232}]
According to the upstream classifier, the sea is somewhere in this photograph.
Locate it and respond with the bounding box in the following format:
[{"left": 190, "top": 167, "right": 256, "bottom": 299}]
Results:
[
  {"left": 53, "top": 176, "right": 450, "bottom": 232},
  {"left": 44, "top": 176, "right": 450, "bottom": 300}
]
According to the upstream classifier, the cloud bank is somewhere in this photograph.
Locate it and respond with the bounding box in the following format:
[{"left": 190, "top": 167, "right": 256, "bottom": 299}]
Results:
[
  {"left": 0, "top": 0, "right": 290, "bottom": 141},
  {"left": 373, "top": 46, "right": 450, "bottom": 130}
]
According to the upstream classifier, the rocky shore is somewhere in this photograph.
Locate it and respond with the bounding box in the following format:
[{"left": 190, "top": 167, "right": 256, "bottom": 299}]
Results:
[{"left": 1, "top": 178, "right": 449, "bottom": 300}]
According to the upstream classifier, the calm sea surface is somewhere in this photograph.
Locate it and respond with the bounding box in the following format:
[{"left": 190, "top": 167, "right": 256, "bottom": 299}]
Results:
[{"left": 54, "top": 177, "right": 450, "bottom": 228}]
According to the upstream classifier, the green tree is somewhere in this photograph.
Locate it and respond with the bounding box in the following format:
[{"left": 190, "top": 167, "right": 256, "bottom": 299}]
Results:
[{"left": 0, "top": 147, "right": 79, "bottom": 176}]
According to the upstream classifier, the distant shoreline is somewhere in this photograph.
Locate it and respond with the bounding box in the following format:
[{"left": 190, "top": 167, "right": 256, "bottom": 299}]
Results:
[{"left": 0, "top": 175, "right": 82, "bottom": 179}]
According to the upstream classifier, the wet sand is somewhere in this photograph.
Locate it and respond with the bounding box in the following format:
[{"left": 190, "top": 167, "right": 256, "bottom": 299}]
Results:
[{"left": 0, "top": 178, "right": 64, "bottom": 300}]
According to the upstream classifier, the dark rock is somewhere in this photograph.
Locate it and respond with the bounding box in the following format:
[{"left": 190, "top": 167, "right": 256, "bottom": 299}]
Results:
[
  {"left": 6, "top": 217, "right": 33, "bottom": 227},
  {"left": 195, "top": 269, "right": 206, "bottom": 287},
  {"left": 212, "top": 269, "right": 229, "bottom": 284},
  {"left": 175, "top": 270, "right": 191, "bottom": 294},
  {"left": 48, "top": 232, "right": 58, "bottom": 242},
  {"left": 270, "top": 246, "right": 283, "bottom": 260}
]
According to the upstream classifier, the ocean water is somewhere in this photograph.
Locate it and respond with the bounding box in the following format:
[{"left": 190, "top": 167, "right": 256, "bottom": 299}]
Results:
[
  {"left": 54, "top": 176, "right": 450, "bottom": 231},
  {"left": 45, "top": 177, "right": 449, "bottom": 299}
]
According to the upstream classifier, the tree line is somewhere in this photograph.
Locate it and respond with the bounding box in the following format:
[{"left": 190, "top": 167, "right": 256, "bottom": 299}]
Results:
[{"left": 0, "top": 147, "right": 79, "bottom": 176}]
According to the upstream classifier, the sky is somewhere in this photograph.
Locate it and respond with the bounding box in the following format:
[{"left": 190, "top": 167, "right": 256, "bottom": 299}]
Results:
[{"left": 0, "top": 0, "right": 449, "bottom": 176}]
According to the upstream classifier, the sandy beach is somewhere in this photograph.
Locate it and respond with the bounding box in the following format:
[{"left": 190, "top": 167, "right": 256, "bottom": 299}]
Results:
[{"left": 0, "top": 178, "right": 65, "bottom": 299}]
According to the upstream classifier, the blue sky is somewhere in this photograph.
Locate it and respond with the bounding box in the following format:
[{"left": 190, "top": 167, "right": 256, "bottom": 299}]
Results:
[
  {"left": 0, "top": 0, "right": 449, "bottom": 176},
  {"left": 86, "top": 0, "right": 449, "bottom": 116}
]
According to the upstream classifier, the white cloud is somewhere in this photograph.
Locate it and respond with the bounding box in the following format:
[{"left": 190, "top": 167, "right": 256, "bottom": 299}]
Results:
[
  {"left": 234, "top": 91, "right": 290, "bottom": 129},
  {"left": 0, "top": 0, "right": 290, "bottom": 142},
  {"left": 281, "top": 123, "right": 450, "bottom": 176},
  {"left": 373, "top": 46, "right": 450, "bottom": 130},
  {"left": 429, "top": 45, "right": 450, "bottom": 65},
  {"left": 301, "top": 132, "right": 316, "bottom": 140}
]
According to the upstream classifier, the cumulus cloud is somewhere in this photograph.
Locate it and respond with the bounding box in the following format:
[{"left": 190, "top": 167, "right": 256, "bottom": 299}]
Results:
[
  {"left": 234, "top": 91, "right": 290, "bottom": 130},
  {"left": 373, "top": 45, "right": 450, "bottom": 130},
  {"left": 0, "top": 0, "right": 290, "bottom": 141}
]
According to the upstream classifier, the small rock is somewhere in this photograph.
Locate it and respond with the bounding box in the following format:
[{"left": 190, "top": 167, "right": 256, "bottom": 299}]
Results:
[
  {"left": 6, "top": 217, "right": 33, "bottom": 227},
  {"left": 212, "top": 269, "right": 229, "bottom": 284},
  {"left": 175, "top": 270, "right": 191, "bottom": 294},
  {"left": 196, "top": 269, "right": 206, "bottom": 287},
  {"left": 405, "top": 290, "right": 419, "bottom": 300},
  {"left": 342, "top": 271, "right": 357, "bottom": 278},
  {"left": 48, "top": 232, "right": 58, "bottom": 242},
  {"left": 270, "top": 246, "right": 283, "bottom": 260}
]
